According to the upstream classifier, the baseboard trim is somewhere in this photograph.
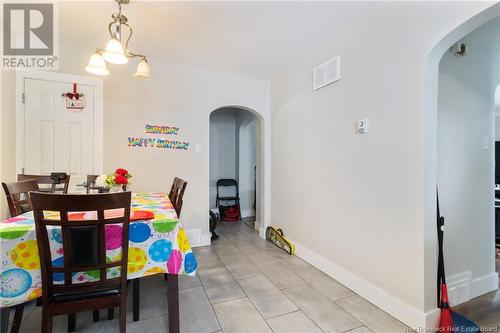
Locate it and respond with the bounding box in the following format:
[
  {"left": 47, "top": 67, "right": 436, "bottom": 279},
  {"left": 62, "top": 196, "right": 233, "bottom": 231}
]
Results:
[
  {"left": 241, "top": 209, "right": 256, "bottom": 218},
  {"left": 259, "top": 226, "right": 266, "bottom": 239},
  {"left": 294, "top": 241, "right": 427, "bottom": 329},
  {"left": 185, "top": 228, "right": 211, "bottom": 247},
  {"left": 446, "top": 271, "right": 472, "bottom": 306},
  {"left": 470, "top": 272, "right": 498, "bottom": 299}
]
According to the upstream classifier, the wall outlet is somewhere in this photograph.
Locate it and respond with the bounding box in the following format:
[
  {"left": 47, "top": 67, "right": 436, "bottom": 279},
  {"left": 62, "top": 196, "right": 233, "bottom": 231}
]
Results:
[
  {"left": 357, "top": 119, "right": 368, "bottom": 134},
  {"left": 195, "top": 144, "right": 202, "bottom": 152}
]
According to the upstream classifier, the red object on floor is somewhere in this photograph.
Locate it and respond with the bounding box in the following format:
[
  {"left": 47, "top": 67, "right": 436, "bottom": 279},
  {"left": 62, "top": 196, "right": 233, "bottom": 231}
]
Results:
[
  {"left": 438, "top": 284, "right": 454, "bottom": 333},
  {"left": 220, "top": 206, "right": 240, "bottom": 221}
]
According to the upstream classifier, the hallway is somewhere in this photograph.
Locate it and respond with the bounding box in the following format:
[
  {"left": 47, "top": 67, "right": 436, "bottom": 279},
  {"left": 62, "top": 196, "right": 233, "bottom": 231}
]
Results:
[{"left": 14, "top": 222, "right": 411, "bottom": 333}]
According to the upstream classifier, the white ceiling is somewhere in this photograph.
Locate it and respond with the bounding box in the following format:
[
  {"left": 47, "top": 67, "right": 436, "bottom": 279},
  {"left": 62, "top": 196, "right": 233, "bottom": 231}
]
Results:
[{"left": 60, "top": 1, "right": 373, "bottom": 79}]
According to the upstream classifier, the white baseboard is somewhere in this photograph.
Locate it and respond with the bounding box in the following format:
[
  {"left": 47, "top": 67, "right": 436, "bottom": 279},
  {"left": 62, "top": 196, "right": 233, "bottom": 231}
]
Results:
[
  {"left": 471, "top": 272, "right": 498, "bottom": 299},
  {"left": 241, "top": 209, "right": 256, "bottom": 218},
  {"left": 185, "top": 228, "right": 211, "bottom": 247},
  {"left": 447, "top": 271, "right": 472, "bottom": 306},
  {"left": 294, "top": 241, "right": 427, "bottom": 329},
  {"left": 424, "top": 308, "right": 441, "bottom": 329},
  {"left": 446, "top": 271, "right": 498, "bottom": 306},
  {"left": 199, "top": 232, "right": 212, "bottom": 247},
  {"left": 259, "top": 226, "right": 266, "bottom": 239}
]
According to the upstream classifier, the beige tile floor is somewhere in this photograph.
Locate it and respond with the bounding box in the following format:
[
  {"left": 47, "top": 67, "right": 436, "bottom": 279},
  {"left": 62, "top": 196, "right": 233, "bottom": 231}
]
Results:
[{"left": 13, "top": 221, "right": 412, "bottom": 333}]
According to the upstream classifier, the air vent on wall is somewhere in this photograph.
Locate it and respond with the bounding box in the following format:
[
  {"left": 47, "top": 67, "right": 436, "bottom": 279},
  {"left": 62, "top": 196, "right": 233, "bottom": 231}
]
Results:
[{"left": 313, "top": 55, "right": 341, "bottom": 91}]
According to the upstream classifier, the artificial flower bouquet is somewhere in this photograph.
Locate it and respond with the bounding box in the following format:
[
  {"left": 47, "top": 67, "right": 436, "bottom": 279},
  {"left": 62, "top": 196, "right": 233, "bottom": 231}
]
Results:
[{"left": 95, "top": 168, "right": 132, "bottom": 189}]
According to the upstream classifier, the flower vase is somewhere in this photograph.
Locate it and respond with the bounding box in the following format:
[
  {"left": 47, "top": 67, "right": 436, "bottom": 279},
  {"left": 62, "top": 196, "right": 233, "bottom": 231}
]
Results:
[{"left": 109, "top": 186, "right": 124, "bottom": 193}]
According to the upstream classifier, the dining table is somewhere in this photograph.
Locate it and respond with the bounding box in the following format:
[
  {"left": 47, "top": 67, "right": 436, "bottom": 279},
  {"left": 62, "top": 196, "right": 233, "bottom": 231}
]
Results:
[{"left": 0, "top": 192, "right": 198, "bottom": 333}]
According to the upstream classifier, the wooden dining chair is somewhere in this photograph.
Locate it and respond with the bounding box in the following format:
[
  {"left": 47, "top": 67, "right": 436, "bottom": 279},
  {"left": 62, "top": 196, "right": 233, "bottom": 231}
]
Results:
[
  {"left": 18, "top": 173, "right": 70, "bottom": 194},
  {"left": 169, "top": 177, "right": 188, "bottom": 217},
  {"left": 85, "top": 175, "right": 110, "bottom": 194},
  {"left": 30, "top": 192, "right": 131, "bottom": 333},
  {"left": 168, "top": 177, "right": 180, "bottom": 202},
  {"left": 2, "top": 179, "right": 40, "bottom": 218},
  {"left": 1, "top": 179, "right": 40, "bottom": 333}
]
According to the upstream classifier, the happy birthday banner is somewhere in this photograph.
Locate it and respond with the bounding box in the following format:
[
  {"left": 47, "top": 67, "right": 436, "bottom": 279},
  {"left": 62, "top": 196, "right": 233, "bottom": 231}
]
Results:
[
  {"left": 128, "top": 124, "right": 190, "bottom": 151},
  {"left": 145, "top": 124, "right": 179, "bottom": 135}
]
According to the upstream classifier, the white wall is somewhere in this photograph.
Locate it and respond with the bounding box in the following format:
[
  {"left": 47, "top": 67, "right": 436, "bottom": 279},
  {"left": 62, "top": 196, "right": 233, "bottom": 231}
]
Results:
[
  {"left": 496, "top": 86, "right": 500, "bottom": 141},
  {"left": 270, "top": 1, "right": 496, "bottom": 329},
  {"left": 496, "top": 117, "right": 500, "bottom": 141},
  {"left": 209, "top": 109, "right": 237, "bottom": 208},
  {"left": 0, "top": 43, "right": 271, "bottom": 247},
  {"left": 437, "top": 19, "right": 500, "bottom": 306},
  {"left": 236, "top": 111, "right": 257, "bottom": 218}
]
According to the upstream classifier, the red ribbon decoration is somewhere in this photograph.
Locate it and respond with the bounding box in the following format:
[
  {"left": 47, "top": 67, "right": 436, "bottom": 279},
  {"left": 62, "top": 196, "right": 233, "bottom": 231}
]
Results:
[{"left": 65, "top": 83, "right": 81, "bottom": 100}]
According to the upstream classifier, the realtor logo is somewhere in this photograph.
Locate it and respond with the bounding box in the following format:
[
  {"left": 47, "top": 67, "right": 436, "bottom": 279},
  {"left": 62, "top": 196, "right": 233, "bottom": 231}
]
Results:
[{"left": 2, "top": 2, "right": 58, "bottom": 69}]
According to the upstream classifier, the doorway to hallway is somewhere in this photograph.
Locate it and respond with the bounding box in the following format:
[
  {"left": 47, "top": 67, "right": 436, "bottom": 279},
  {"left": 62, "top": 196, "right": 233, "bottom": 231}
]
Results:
[{"left": 209, "top": 107, "right": 261, "bottom": 232}]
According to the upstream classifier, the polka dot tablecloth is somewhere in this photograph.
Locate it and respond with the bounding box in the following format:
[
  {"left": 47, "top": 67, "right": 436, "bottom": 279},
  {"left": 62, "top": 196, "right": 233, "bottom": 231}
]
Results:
[{"left": 0, "top": 192, "right": 198, "bottom": 308}]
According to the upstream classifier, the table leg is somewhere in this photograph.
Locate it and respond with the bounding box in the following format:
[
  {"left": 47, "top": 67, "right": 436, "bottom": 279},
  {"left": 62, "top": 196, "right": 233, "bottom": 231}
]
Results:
[
  {"left": 0, "top": 307, "right": 10, "bottom": 333},
  {"left": 166, "top": 274, "right": 179, "bottom": 333},
  {"left": 133, "top": 279, "right": 140, "bottom": 322},
  {"left": 11, "top": 305, "right": 24, "bottom": 333}
]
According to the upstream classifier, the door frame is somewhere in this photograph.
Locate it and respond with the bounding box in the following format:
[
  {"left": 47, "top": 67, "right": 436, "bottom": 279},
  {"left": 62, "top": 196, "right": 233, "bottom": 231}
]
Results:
[{"left": 15, "top": 71, "right": 104, "bottom": 177}]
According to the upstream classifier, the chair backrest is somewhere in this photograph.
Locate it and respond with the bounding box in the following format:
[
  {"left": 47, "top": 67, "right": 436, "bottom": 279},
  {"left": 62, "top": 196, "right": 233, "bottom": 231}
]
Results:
[
  {"left": 168, "top": 177, "right": 179, "bottom": 201},
  {"left": 86, "top": 175, "right": 103, "bottom": 194},
  {"left": 169, "top": 177, "right": 188, "bottom": 217},
  {"left": 30, "top": 192, "right": 131, "bottom": 303},
  {"left": 216, "top": 179, "right": 239, "bottom": 198},
  {"left": 18, "top": 173, "right": 70, "bottom": 194},
  {"left": 2, "top": 179, "right": 40, "bottom": 217},
  {"left": 86, "top": 175, "right": 126, "bottom": 193}
]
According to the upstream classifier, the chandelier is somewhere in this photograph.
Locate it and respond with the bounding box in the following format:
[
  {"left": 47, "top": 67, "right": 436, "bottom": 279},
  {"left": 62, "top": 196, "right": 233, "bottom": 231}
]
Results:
[{"left": 85, "top": 0, "right": 152, "bottom": 79}]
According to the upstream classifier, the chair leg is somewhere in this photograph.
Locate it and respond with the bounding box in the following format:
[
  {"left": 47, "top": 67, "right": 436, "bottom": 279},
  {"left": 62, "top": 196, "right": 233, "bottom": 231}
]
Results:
[
  {"left": 133, "top": 279, "right": 140, "bottom": 321},
  {"left": 166, "top": 274, "right": 179, "bottom": 333},
  {"left": 119, "top": 297, "right": 127, "bottom": 333},
  {"left": 107, "top": 308, "right": 114, "bottom": 320},
  {"left": 93, "top": 310, "right": 100, "bottom": 322},
  {"left": 67, "top": 313, "right": 76, "bottom": 332},
  {"left": 1, "top": 308, "right": 10, "bottom": 333},
  {"left": 10, "top": 304, "right": 24, "bottom": 333},
  {"left": 41, "top": 309, "right": 52, "bottom": 333}
]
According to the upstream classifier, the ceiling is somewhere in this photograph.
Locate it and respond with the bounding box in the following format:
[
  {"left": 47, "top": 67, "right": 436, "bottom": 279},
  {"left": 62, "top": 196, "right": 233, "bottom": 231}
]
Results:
[{"left": 60, "top": 1, "right": 374, "bottom": 79}]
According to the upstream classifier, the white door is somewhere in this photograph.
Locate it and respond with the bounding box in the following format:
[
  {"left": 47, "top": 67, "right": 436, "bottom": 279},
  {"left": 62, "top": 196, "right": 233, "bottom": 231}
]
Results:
[{"left": 23, "top": 78, "right": 95, "bottom": 191}]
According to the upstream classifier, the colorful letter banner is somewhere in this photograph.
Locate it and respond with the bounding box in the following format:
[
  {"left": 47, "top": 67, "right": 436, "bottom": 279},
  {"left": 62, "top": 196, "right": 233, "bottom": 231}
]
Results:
[
  {"left": 145, "top": 124, "right": 179, "bottom": 135},
  {"left": 128, "top": 137, "right": 190, "bottom": 150}
]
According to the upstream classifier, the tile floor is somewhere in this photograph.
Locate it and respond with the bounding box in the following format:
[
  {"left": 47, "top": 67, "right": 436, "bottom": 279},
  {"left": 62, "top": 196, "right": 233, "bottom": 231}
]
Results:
[{"left": 13, "top": 221, "right": 412, "bottom": 333}]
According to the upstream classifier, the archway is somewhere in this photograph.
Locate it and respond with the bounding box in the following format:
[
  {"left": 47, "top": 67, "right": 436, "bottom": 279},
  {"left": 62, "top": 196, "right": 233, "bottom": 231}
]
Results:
[
  {"left": 423, "top": 3, "right": 500, "bottom": 324},
  {"left": 208, "top": 106, "right": 266, "bottom": 237}
]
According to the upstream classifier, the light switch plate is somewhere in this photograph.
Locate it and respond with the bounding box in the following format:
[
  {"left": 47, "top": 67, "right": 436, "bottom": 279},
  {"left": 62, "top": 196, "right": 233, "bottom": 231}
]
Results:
[
  {"left": 357, "top": 119, "right": 368, "bottom": 134},
  {"left": 196, "top": 144, "right": 202, "bottom": 152}
]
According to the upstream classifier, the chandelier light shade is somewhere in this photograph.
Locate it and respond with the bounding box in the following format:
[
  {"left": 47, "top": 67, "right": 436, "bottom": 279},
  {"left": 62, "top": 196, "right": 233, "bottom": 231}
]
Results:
[
  {"left": 134, "top": 58, "right": 153, "bottom": 79},
  {"left": 85, "top": 0, "right": 152, "bottom": 79},
  {"left": 103, "top": 38, "right": 129, "bottom": 64},
  {"left": 85, "top": 51, "right": 109, "bottom": 76}
]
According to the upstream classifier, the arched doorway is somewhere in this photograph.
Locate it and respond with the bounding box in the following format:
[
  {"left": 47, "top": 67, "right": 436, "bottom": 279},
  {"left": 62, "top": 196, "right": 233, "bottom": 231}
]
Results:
[
  {"left": 423, "top": 3, "right": 500, "bottom": 324},
  {"left": 209, "top": 106, "right": 265, "bottom": 235}
]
